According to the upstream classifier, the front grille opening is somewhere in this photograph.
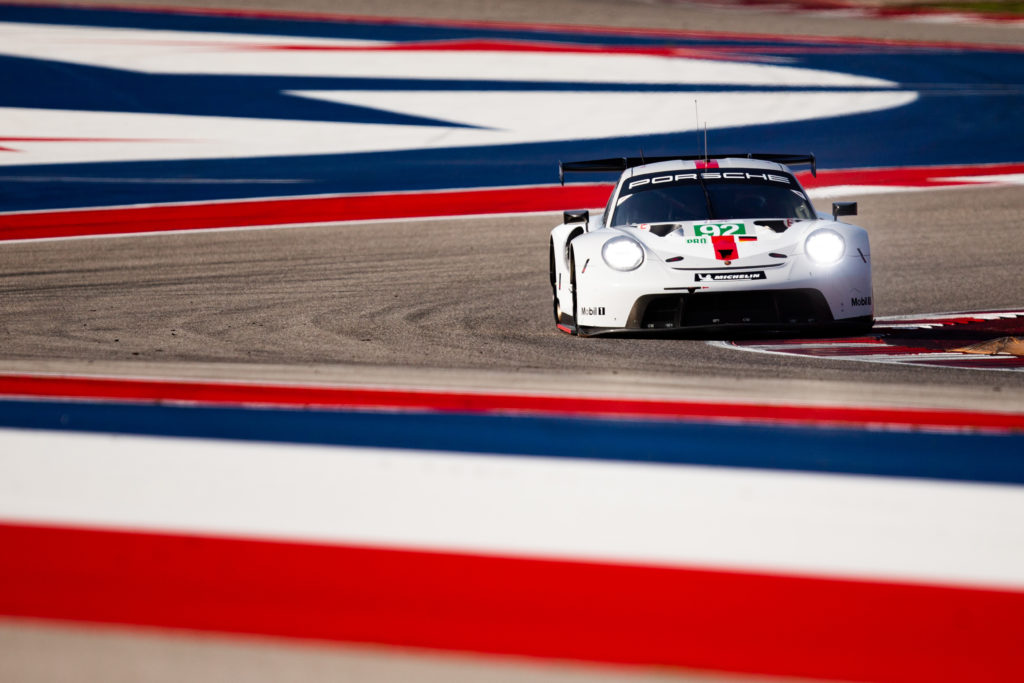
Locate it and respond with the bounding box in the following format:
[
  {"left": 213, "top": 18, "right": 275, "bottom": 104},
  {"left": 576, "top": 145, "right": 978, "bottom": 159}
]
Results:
[
  {"left": 638, "top": 289, "right": 832, "bottom": 329},
  {"left": 774, "top": 290, "right": 830, "bottom": 324},
  {"left": 642, "top": 297, "right": 680, "bottom": 328}
]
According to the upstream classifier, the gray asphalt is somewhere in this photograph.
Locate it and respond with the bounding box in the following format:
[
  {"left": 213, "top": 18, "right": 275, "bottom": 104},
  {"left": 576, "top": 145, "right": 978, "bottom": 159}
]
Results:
[
  {"left": 4, "top": 3, "right": 1022, "bottom": 400},
  {"left": 29, "top": 0, "right": 1024, "bottom": 46},
  {"left": 0, "top": 617, "right": 790, "bottom": 683},
  {"left": 2, "top": 186, "right": 1023, "bottom": 396}
]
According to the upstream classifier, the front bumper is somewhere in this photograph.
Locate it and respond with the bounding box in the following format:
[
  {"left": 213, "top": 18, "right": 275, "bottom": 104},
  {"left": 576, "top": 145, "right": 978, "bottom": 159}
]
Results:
[{"left": 575, "top": 287, "right": 872, "bottom": 336}]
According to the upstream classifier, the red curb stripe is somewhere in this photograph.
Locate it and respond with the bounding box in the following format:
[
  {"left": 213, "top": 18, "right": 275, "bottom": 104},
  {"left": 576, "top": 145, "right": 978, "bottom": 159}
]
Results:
[
  {"left": 3, "top": 164, "right": 1022, "bottom": 242},
  {"left": 797, "top": 163, "right": 1024, "bottom": 189},
  {"left": 1, "top": 374, "right": 1021, "bottom": 432},
  {"left": 793, "top": 345, "right": 938, "bottom": 356},
  {"left": 726, "top": 0, "right": 1024, "bottom": 25},
  {"left": 2, "top": 522, "right": 1023, "bottom": 683},
  {"left": 0, "top": 185, "right": 613, "bottom": 241}
]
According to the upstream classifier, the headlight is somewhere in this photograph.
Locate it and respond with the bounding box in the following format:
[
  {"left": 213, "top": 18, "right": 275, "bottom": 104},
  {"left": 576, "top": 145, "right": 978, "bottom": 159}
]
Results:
[
  {"left": 601, "top": 236, "right": 644, "bottom": 271},
  {"left": 805, "top": 229, "right": 845, "bottom": 265}
]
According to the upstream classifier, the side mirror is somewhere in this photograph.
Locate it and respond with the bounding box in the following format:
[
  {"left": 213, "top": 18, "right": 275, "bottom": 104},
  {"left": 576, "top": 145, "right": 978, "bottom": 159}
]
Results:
[
  {"left": 832, "top": 202, "right": 857, "bottom": 221},
  {"left": 564, "top": 209, "right": 589, "bottom": 225}
]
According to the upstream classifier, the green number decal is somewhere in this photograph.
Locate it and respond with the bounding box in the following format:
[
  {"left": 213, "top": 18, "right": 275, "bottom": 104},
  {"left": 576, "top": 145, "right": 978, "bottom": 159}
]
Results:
[{"left": 694, "top": 223, "right": 747, "bottom": 236}]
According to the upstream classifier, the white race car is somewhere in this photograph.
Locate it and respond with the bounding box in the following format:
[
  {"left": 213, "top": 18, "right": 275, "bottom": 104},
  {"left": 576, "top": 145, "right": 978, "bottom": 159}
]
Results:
[{"left": 550, "top": 153, "right": 873, "bottom": 336}]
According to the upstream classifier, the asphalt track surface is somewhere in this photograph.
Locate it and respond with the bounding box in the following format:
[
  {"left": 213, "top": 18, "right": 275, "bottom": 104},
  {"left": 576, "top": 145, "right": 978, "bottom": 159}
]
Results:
[
  {"left": 2, "top": 2, "right": 1023, "bottom": 683},
  {"left": 2, "top": 1, "right": 1022, "bottom": 404},
  {"left": 30, "top": 0, "right": 1024, "bottom": 46},
  {"left": 3, "top": 185, "right": 1023, "bottom": 399}
]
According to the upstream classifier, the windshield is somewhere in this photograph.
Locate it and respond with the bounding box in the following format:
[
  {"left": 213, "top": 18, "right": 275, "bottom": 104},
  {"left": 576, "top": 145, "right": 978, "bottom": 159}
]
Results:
[{"left": 611, "top": 168, "right": 814, "bottom": 226}]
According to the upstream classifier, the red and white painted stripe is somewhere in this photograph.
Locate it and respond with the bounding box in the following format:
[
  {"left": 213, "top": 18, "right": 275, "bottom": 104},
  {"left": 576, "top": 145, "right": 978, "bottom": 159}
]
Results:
[
  {"left": 687, "top": 0, "right": 1024, "bottom": 26},
  {"left": 2, "top": 372, "right": 1024, "bottom": 681},
  {"left": 0, "top": 21, "right": 914, "bottom": 167},
  {"left": 2, "top": 163, "right": 1022, "bottom": 242},
  {"left": 4, "top": 519, "right": 1022, "bottom": 683},
  {"left": 0, "top": 184, "right": 610, "bottom": 242},
  {"left": 801, "top": 162, "right": 1024, "bottom": 197},
  {"left": 3, "top": 424, "right": 1024, "bottom": 590},
  {"left": 3, "top": 427, "right": 1024, "bottom": 681},
  {"left": 719, "top": 310, "right": 1024, "bottom": 371},
  {"left": 1, "top": 372, "right": 1022, "bottom": 432}
]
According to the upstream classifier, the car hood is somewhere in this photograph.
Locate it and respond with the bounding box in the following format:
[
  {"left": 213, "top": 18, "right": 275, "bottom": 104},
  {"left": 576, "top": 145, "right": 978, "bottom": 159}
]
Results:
[{"left": 617, "top": 218, "right": 825, "bottom": 268}]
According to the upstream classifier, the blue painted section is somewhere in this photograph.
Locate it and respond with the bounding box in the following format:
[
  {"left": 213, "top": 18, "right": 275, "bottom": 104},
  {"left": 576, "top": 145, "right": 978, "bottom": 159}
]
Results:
[
  {"left": 2, "top": 398, "right": 1023, "bottom": 486},
  {"left": 0, "top": 4, "right": 1021, "bottom": 212}
]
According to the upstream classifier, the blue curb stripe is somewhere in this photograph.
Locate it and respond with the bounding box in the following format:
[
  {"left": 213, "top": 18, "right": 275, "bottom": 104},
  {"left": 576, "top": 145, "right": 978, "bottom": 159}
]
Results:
[{"left": 2, "top": 399, "right": 1023, "bottom": 486}]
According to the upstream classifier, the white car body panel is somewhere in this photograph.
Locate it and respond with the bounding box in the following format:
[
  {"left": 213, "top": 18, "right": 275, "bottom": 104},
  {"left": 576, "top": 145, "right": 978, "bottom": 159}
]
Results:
[{"left": 550, "top": 156, "right": 873, "bottom": 335}]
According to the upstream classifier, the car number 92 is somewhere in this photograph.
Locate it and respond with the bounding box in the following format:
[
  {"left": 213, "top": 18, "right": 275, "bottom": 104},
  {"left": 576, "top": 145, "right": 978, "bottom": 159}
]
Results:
[{"left": 693, "top": 223, "right": 748, "bottom": 236}]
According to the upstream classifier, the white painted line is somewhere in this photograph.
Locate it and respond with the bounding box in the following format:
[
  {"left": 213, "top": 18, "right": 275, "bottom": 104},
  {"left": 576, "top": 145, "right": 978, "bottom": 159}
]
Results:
[
  {"left": 2, "top": 428, "right": 1024, "bottom": 591},
  {"left": 0, "top": 21, "right": 914, "bottom": 166},
  {"left": 747, "top": 342, "right": 885, "bottom": 350},
  {"left": 0, "top": 21, "right": 897, "bottom": 86}
]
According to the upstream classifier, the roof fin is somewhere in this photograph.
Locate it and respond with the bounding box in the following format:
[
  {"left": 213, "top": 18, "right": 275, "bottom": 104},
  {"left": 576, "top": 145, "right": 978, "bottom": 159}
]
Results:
[
  {"left": 704, "top": 123, "right": 709, "bottom": 164},
  {"left": 694, "top": 99, "right": 701, "bottom": 158}
]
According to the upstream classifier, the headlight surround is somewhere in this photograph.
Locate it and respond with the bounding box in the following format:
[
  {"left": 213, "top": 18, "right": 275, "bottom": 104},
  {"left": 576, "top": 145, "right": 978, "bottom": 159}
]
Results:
[
  {"left": 805, "top": 229, "right": 846, "bottom": 266},
  {"left": 601, "top": 236, "right": 645, "bottom": 271}
]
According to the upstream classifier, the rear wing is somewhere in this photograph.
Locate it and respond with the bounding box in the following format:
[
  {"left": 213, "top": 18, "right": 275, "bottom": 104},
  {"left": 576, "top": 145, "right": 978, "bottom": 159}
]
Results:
[{"left": 558, "top": 153, "right": 816, "bottom": 184}]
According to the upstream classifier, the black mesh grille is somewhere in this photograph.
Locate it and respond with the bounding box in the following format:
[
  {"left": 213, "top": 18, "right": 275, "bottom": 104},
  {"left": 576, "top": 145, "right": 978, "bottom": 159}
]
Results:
[{"left": 637, "top": 289, "right": 833, "bottom": 329}]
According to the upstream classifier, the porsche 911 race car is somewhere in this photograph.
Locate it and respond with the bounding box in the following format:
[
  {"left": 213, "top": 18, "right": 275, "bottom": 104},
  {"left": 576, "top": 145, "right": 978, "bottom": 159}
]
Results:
[{"left": 550, "top": 153, "right": 873, "bottom": 336}]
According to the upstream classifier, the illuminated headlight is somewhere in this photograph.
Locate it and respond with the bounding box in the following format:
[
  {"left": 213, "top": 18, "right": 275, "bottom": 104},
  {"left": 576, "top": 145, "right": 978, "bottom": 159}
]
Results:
[
  {"left": 601, "top": 236, "right": 644, "bottom": 271},
  {"left": 805, "top": 229, "right": 845, "bottom": 265}
]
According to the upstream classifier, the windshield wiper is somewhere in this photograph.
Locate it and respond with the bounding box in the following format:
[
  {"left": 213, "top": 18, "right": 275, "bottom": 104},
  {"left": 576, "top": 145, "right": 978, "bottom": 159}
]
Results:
[{"left": 695, "top": 173, "right": 716, "bottom": 219}]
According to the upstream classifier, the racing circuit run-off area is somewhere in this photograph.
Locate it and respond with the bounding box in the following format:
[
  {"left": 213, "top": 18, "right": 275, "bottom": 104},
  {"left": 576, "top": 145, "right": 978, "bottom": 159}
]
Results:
[{"left": 1, "top": 2, "right": 1024, "bottom": 683}]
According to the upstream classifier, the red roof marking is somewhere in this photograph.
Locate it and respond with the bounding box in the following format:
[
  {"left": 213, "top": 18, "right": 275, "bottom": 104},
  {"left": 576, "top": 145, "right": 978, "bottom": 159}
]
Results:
[
  {"left": 1, "top": 374, "right": 1021, "bottom": 432},
  {"left": 712, "top": 234, "right": 737, "bottom": 260},
  {"left": 2, "top": 523, "right": 1023, "bottom": 682},
  {"left": 695, "top": 160, "right": 720, "bottom": 169}
]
